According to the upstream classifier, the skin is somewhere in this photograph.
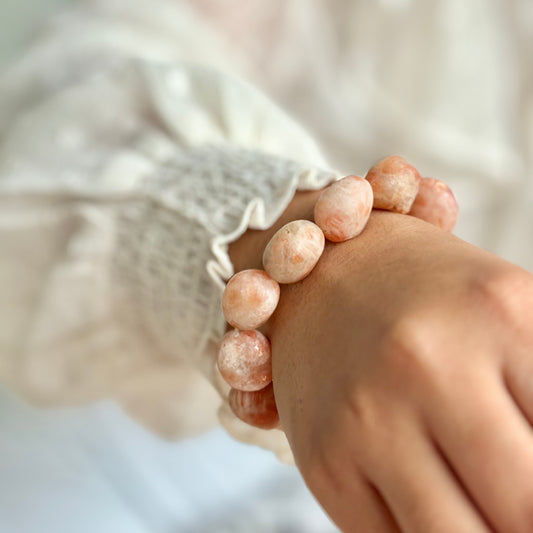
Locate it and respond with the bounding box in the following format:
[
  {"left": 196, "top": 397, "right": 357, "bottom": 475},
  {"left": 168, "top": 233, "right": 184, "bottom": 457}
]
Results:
[{"left": 229, "top": 188, "right": 533, "bottom": 533}]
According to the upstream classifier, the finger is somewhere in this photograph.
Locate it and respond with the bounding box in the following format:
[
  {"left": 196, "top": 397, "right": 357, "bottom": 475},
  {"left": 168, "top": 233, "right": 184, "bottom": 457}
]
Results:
[
  {"left": 366, "top": 411, "right": 492, "bottom": 533},
  {"left": 427, "top": 366, "right": 533, "bottom": 533},
  {"left": 302, "top": 458, "right": 400, "bottom": 533}
]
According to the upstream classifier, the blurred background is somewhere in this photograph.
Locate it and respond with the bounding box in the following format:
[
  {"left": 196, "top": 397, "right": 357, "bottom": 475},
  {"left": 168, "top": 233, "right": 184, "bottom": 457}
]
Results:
[
  {"left": 0, "top": 386, "right": 335, "bottom": 532},
  {"left": 0, "top": 0, "right": 71, "bottom": 68}
]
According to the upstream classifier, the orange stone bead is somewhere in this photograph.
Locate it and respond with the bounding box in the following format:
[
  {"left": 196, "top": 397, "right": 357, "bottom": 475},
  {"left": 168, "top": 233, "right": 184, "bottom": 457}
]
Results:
[
  {"left": 365, "top": 155, "right": 421, "bottom": 214},
  {"left": 262, "top": 220, "right": 325, "bottom": 284},
  {"left": 314, "top": 175, "right": 373, "bottom": 242},
  {"left": 409, "top": 177, "right": 458, "bottom": 232},
  {"left": 217, "top": 329, "right": 272, "bottom": 391},
  {"left": 222, "top": 269, "right": 280, "bottom": 330},
  {"left": 228, "top": 383, "right": 280, "bottom": 430}
]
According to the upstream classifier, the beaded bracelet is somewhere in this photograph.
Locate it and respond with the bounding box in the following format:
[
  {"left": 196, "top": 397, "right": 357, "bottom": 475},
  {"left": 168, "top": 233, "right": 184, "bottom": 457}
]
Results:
[{"left": 217, "top": 156, "right": 458, "bottom": 430}]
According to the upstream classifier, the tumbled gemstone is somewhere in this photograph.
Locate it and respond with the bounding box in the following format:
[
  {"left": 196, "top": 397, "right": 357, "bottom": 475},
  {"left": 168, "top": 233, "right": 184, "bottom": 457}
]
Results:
[
  {"left": 409, "top": 177, "right": 458, "bottom": 232},
  {"left": 229, "top": 383, "right": 280, "bottom": 430},
  {"left": 263, "top": 220, "right": 325, "bottom": 284},
  {"left": 365, "top": 155, "right": 421, "bottom": 214},
  {"left": 314, "top": 175, "right": 373, "bottom": 242},
  {"left": 222, "top": 269, "right": 280, "bottom": 330},
  {"left": 217, "top": 329, "right": 272, "bottom": 391}
]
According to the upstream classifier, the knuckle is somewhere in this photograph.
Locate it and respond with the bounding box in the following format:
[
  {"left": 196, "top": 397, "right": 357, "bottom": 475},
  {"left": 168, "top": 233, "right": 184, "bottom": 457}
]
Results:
[
  {"left": 470, "top": 267, "right": 532, "bottom": 325},
  {"left": 380, "top": 315, "right": 436, "bottom": 377},
  {"left": 346, "top": 386, "right": 395, "bottom": 462},
  {"left": 346, "top": 387, "right": 380, "bottom": 443}
]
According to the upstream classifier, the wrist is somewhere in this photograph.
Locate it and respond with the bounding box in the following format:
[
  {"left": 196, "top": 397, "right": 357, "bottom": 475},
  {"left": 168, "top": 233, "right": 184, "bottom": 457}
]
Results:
[
  {"left": 220, "top": 157, "right": 460, "bottom": 436},
  {"left": 228, "top": 188, "right": 325, "bottom": 273}
]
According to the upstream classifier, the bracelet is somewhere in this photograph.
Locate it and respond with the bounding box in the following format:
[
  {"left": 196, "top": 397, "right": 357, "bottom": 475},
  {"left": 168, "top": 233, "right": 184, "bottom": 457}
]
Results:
[{"left": 217, "top": 156, "right": 458, "bottom": 430}]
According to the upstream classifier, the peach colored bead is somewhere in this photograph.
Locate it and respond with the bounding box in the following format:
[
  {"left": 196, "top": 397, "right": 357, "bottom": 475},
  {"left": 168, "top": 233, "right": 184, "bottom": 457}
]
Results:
[
  {"left": 409, "top": 177, "right": 459, "bottom": 232},
  {"left": 262, "top": 220, "right": 325, "bottom": 284},
  {"left": 365, "top": 155, "right": 421, "bottom": 214},
  {"left": 217, "top": 329, "right": 272, "bottom": 391},
  {"left": 314, "top": 175, "right": 373, "bottom": 242},
  {"left": 222, "top": 269, "right": 280, "bottom": 330},
  {"left": 229, "top": 383, "right": 280, "bottom": 430}
]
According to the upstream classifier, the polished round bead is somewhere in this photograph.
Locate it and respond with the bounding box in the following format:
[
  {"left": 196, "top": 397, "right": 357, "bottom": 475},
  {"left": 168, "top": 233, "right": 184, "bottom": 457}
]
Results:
[
  {"left": 217, "top": 329, "right": 272, "bottom": 391},
  {"left": 229, "top": 383, "right": 280, "bottom": 430},
  {"left": 365, "top": 156, "right": 421, "bottom": 214},
  {"left": 222, "top": 269, "right": 280, "bottom": 330},
  {"left": 314, "top": 175, "right": 373, "bottom": 242},
  {"left": 262, "top": 220, "right": 325, "bottom": 284},
  {"left": 409, "top": 177, "right": 459, "bottom": 232}
]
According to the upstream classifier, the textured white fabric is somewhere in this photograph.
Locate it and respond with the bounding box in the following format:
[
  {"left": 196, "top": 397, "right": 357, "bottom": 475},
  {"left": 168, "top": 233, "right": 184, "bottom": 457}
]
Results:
[
  {"left": 1, "top": 0, "right": 532, "bottom": 461},
  {"left": 0, "top": 0, "right": 338, "bottom": 461}
]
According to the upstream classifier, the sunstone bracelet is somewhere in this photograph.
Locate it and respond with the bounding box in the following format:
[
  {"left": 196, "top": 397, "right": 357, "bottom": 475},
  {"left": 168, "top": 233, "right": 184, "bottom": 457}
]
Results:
[{"left": 217, "top": 156, "right": 458, "bottom": 430}]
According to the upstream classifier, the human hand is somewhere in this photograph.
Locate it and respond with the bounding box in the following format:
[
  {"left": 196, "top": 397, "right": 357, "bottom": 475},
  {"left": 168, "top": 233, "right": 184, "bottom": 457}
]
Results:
[{"left": 263, "top": 209, "right": 533, "bottom": 532}]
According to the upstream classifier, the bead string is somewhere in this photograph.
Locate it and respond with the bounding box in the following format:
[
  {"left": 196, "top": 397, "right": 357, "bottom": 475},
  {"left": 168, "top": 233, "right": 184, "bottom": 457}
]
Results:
[{"left": 218, "top": 156, "right": 458, "bottom": 430}]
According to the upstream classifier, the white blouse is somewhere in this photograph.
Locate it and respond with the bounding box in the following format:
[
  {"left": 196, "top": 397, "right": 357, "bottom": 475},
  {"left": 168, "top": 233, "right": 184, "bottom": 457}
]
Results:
[{"left": 1, "top": 0, "right": 532, "bottom": 463}]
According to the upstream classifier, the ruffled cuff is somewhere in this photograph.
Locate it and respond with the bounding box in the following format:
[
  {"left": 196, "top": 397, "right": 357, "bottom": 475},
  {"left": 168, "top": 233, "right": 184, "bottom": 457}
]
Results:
[{"left": 113, "top": 142, "right": 336, "bottom": 460}]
